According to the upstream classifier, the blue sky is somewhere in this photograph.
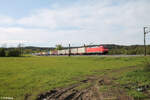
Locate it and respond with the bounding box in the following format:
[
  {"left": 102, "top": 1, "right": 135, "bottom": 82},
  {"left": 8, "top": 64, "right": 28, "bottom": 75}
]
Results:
[
  {"left": 0, "top": 0, "right": 78, "bottom": 18},
  {"left": 0, "top": 0, "right": 150, "bottom": 47}
]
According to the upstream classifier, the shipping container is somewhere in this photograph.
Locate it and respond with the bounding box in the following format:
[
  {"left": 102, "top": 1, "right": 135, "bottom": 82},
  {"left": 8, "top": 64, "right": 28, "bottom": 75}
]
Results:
[
  {"left": 78, "top": 47, "right": 86, "bottom": 54},
  {"left": 51, "top": 50, "right": 58, "bottom": 55},
  {"left": 71, "top": 48, "right": 78, "bottom": 54},
  {"left": 58, "top": 50, "right": 66, "bottom": 55}
]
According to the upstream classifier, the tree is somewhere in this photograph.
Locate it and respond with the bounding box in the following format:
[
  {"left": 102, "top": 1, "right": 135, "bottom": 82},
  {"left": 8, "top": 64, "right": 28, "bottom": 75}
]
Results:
[
  {"left": 0, "top": 48, "right": 6, "bottom": 57},
  {"left": 7, "top": 49, "right": 21, "bottom": 57},
  {"left": 56, "top": 44, "right": 63, "bottom": 50}
]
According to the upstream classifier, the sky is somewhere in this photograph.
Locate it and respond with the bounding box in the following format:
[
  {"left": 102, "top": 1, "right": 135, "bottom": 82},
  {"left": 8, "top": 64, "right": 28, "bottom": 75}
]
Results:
[{"left": 0, "top": 0, "right": 150, "bottom": 47}]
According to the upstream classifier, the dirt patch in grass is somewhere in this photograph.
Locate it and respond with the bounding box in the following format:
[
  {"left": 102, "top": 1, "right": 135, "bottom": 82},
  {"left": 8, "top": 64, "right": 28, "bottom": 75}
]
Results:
[{"left": 35, "top": 66, "right": 138, "bottom": 100}]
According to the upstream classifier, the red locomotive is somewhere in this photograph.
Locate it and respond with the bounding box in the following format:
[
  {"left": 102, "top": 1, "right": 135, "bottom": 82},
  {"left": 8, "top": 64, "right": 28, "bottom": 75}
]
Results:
[{"left": 86, "top": 46, "right": 108, "bottom": 54}]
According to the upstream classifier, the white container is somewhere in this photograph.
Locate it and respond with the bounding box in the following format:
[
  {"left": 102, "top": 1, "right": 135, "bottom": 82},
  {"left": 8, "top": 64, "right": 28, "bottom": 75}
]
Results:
[
  {"left": 78, "top": 47, "right": 86, "bottom": 54},
  {"left": 58, "top": 50, "right": 61, "bottom": 55},
  {"left": 71, "top": 48, "right": 78, "bottom": 54},
  {"left": 61, "top": 50, "right": 66, "bottom": 55},
  {"left": 58, "top": 50, "right": 67, "bottom": 55},
  {"left": 65, "top": 49, "right": 69, "bottom": 54}
]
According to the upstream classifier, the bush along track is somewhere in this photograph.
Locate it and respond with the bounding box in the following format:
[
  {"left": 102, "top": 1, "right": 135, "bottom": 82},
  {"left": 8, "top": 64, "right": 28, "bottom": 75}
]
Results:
[{"left": 35, "top": 65, "right": 149, "bottom": 100}]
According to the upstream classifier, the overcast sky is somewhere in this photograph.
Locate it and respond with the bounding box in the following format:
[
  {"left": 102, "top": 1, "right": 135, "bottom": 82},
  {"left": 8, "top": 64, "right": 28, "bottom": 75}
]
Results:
[{"left": 0, "top": 0, "right": 150, "bottom": 47}]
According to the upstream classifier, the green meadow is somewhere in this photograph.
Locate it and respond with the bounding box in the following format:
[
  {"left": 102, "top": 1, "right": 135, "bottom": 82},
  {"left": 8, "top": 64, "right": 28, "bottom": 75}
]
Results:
[{"left": 0, "top": 56, "right": 150, "bottom": 100}]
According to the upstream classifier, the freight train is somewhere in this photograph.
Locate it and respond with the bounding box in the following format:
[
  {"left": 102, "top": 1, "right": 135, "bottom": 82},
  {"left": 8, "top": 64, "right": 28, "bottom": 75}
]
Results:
[{"left": 50, "top": 46, "right": 108, "bottom": 55}]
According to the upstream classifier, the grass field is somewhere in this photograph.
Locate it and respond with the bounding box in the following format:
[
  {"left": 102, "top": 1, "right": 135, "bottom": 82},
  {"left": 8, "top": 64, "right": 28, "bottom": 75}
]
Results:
[{"left": 0, "top": 56, "right": 150, "bottom": 100}]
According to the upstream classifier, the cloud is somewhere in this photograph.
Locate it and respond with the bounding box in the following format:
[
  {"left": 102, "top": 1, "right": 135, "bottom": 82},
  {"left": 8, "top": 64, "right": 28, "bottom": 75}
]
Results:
[
  {"left": 16, "top": 0, "right": 150, "bottom": 30},
  {"left": 0, "top": 16, "right": 15, "bottom": 25},
  {"left": 0, "top": 0, "right": 150, "bottom": 47}
]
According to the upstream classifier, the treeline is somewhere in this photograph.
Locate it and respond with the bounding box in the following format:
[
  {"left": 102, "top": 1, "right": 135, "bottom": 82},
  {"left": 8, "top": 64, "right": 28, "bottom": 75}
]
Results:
[
  {"left": 21, "top": 46, "right": 54, "bottom": 54},
  {"left": 0, "top": 48, "right": 22, "bottom": 57},
  {"left": 1, "top": 44, "right": 149, "bottom": 56},
  {"left": 106, "top": 45, "right": 150, "bottom": 55},
  {"left": 17, "top": 44, "right": 150, "bottom": 55}
]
